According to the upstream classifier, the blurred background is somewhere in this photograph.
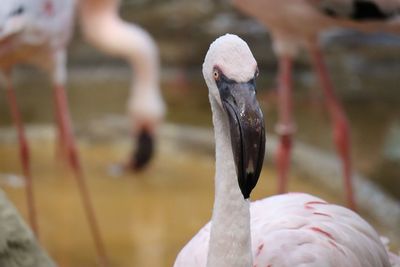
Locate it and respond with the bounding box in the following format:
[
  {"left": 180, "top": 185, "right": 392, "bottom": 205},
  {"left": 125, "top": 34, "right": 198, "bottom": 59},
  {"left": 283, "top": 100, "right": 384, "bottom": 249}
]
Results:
[{"left": 0, "top": 0, "right": 399, "bottom": 266}]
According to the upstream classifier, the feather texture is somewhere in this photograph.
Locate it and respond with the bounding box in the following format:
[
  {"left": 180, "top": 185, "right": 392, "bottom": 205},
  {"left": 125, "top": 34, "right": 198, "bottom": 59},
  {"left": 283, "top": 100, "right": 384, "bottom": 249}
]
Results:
[{"left": 175, "top": 193, "right": 392, "bottom": 267}]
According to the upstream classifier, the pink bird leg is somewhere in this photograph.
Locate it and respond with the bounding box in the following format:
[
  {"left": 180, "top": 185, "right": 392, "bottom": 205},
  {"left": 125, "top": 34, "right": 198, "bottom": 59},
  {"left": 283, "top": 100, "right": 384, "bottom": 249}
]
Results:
[
  {"left": 53, "top": 83, "right": 109, "bottom": 267},
  {"left": 309, "top": 44, "right": 356, "bottom": 211},
  {"left": 53, "top": 85, "right": 68, "bottom": 162},
  {"left": 275, "top": 55, "right": 296, "bottom": 194},
  {"left": 4, "top": 76, "right": 39, "bottom": 237}
]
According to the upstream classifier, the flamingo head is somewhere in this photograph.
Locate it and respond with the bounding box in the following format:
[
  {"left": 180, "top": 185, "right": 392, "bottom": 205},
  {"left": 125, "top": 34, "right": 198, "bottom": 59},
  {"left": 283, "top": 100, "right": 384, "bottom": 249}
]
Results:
[
  {"left": 126, "top": 84, "right": 166, "bottom": 172},
  {"left": 0, "top": 0, "right": 28, "bottom": 40},
  {"left": 203, "top": 34, "right": 265, "bottom": 199}
]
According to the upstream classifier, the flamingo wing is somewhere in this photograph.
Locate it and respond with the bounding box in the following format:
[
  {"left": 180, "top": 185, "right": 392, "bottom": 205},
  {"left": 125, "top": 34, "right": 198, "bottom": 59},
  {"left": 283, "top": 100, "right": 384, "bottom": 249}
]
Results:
[
  {"left": 174, "top": 222, "right": 210, "bottom": 267},
  {"left": 389, "top": 252, "right": 400, "bottom": 267},
  {"left": 174, "top": 193, "right": 391, "bottom": 267},
  {"left": 250, "top": 193, "right": 390, "bottom": 267}
]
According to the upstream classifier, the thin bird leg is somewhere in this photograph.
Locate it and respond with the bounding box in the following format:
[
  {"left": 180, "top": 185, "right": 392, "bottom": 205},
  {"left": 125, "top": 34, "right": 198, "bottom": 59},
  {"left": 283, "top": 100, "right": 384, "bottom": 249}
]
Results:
[
  {"left": 53, "top": 84, "right": 68, "bottom": 161},
  {"left": 275, "top": 55, "right": 296, "bottom": 194},
  {"left": 53, "top": 85, "right": 109, "bottom": 266},
  {"left": 5, "top": 78, "right": 39, "bottom": 237},
  {"left": 309, "top": 45, "right": 356, "bottom": 211}
]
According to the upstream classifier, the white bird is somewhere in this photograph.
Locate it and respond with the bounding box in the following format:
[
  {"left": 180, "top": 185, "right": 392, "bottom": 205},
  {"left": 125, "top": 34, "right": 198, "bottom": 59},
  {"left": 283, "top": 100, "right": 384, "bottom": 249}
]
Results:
[
  {"left": 0, "top": 0, "right": 108, "bottom": 265},
  {"left": 78, "top": 0, "right": 166, "bottom": 171},
  {"left": 233, "top": 0, "right": 400, "bottom": 211},
  {"left": 174, "top": 34, "right": 395, "bottom": 267}
]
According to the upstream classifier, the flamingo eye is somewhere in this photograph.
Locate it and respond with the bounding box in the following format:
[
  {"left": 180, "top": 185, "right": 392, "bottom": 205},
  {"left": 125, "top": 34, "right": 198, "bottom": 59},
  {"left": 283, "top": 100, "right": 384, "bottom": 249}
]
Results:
[{"left": 213, "top": 70, "right": 219, "bottom": 80}]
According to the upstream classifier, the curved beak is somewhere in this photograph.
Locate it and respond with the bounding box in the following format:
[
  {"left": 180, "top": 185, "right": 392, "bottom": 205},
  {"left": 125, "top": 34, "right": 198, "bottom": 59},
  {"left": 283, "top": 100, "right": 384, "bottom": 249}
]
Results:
[
  {"left": 217, "top": 76, "right": 266, "bottom": 199},
  {"left": 128, "top": 128, "right": 154, "bottom": 172}
]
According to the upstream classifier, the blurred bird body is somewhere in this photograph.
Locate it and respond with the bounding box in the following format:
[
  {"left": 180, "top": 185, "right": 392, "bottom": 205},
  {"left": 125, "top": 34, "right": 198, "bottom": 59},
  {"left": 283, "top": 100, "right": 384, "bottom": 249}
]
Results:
[
  {"left": 0, "top": 0, "right": 74, "bottom": 81},
  {"left": 234, "top": 0, "right": 400, "bottom": 57}
]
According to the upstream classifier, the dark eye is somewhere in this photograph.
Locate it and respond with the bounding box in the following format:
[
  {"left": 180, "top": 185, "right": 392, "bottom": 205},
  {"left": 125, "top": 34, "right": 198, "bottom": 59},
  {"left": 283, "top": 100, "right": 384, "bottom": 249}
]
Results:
[
  {"left": 213, "top": 69, "right": 219, "bottom": 80},
  {"left": 11, "top": 6, "right": 24, "bottom": 16},
  {"left": 255, "top": 67, "right": 259, "bottom": 78}
]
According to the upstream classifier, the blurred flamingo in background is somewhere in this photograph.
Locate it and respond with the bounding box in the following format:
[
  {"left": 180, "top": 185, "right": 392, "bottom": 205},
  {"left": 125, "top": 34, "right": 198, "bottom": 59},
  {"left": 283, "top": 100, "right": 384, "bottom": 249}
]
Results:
[
  {"left": 233, "top": 0, "right": 400, "bottom": 210},
  {"left": 1, "top": 0, "right": 165, "bottom": 264},
  {"left": 78, "top": 0, "right": 166, "bottom": 171},
  {"left": 0, "top": 0, "right": 108, "bottom": 265},
  {"left": 175, "top": 33, "right": 398, "bottom": 267}
]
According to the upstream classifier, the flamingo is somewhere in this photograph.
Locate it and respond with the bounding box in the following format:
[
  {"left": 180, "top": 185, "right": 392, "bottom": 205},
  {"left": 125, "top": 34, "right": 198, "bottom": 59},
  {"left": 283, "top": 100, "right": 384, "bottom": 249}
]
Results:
[
  {"left": 174, "top": 34, "right": 397, "bottom": 267},
  {"left": 232, "top": 0, "right": 400, "bottom": 211},
  {"left": 78, "top": 0, "right": 166, "bottom": 171},
  {"left": 0, "top": 0, "right": 108, "bottom": 265}
]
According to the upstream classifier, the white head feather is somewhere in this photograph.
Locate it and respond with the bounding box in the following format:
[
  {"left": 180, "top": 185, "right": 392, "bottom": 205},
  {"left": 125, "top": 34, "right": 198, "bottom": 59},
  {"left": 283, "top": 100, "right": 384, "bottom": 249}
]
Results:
[{"left": 202, "top": 34, "right": 258, "bottom": 107}]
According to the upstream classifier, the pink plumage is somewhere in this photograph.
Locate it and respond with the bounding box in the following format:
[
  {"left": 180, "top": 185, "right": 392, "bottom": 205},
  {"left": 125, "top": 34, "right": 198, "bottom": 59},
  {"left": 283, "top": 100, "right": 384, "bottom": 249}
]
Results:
[{"left": 175, "top": 193, "right": 391, "bottom": 267}]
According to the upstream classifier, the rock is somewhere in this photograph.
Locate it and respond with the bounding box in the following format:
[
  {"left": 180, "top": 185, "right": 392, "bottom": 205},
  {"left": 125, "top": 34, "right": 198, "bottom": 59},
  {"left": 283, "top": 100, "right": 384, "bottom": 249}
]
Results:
[{"left": 0, "top": 190, "right": 56, "bottom": 267}]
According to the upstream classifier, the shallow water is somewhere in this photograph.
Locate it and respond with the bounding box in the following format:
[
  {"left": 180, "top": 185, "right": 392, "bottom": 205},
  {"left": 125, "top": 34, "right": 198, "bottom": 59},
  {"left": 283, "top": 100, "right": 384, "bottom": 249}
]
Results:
[{"left": 0, "top": 131, "right": 397, "bottom": 267}]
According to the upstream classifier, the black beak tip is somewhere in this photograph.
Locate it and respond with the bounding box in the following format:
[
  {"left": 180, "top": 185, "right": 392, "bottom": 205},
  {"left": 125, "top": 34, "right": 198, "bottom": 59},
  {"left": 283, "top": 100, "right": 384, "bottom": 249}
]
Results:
[
  {"left": 128, "top": 129, "right": 154, "bottom": 172},
  {"left": 242, "top": 190, "right": 251, "bottom": 200},
  {"left": 238, "top": 172, "right": 258, "bottom": 200}
]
